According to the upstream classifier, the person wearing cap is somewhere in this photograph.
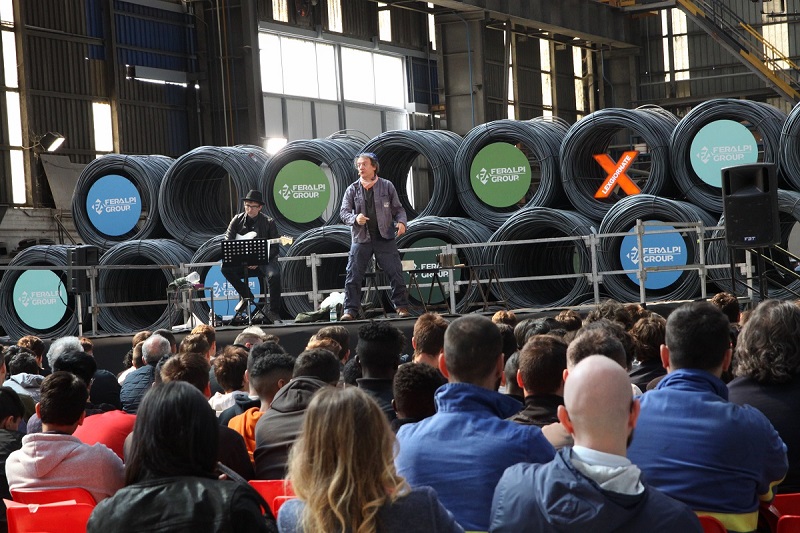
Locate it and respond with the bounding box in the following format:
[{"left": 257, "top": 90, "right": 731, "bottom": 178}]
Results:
[
  {"left": 222, "top": 189, "right": 283, "bottom": 324},
  {"left": 339, "top": 153, "right": 410, "bottom": 320}
]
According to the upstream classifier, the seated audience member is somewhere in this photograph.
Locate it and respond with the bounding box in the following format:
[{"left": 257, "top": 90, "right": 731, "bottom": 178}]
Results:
[
  {"left": 342, "top": 357, "right": 362, "bottom": 387},
  {"left": 395, "top": 315, "right": 556, "bottom": 532},
  {"left": 391, "top": 362, "right": 446, "bottom": 432},
  {"left": 553, "top": 309, "right": 582, "bottom": 332},
  {"left": 152, "top": 328, "right": 178, "bottom": 354},
  {"left": 118, "top": 331, "right": 151, "bottom": 385},
  {"left": 566, "top": 325, "right": 641, "bottom": 396},
  {"left": 411, "top": 312, "right": 448, "bottom": 368},
  {"left": 497, "top": 323, "right": 517, "bottom": 361},
  {"left": 191, "top": 323, "right": 218, "bottom": 356},
  {"left": 0, "top": 386, "right": 24, "bottom": 529},
  {"left": 355, "top": 322, "right": 405, "bottom": 421},
  {"left": 627, "top": 302, "right": 788, "bottom": 532},
  {"left": 209, "top": 346, "right": 250, "bottom": 416},
  {"left": 16, "top": 336, "right": 47, "bottom": 375},
  {"left": 490, "top": 356, "right": 702, "bottom": 533},
  {"left": 628, "top": 314, "right": 667, "bottom": 391},
  {"left": 510, "top": 335, "right": 567, "bottom": 428},
  {"left": 314, "top": 325, "right": 351, "bottom": 365},
  {"left": 580, "top": 319, "right": 636, "bottom": 370},
  {"left": 228, "top": 349, "right": 295, "bottom": 462},
  {"left": 585, "top": 299, "right": 634, "bottom": 330},
  {"left": 159, "top": 352, "right": 253, "bottom": 480},
  {"left": 728, "top": 300, "right": 800, "bottom": 493},
  {"left": 87, "top": 382, "right": 273, "bottom": 532},
  {"left": 502, "top": 351, "right": 524, "bottom": 403},
  {"left": 218, "top": 342, "right": 290, "bottom": 426},
  {"left": 514, "top": 317, "right": 558, "bottom": 350},
  {"left": 305, "top": 336, "right": 342, "bottom": 363},
  {"left": 120, "top": 334, "right": 171, "bottom": 414},
  {"left": 78, "top": 337, "right": 123, "bottom": 410},
  {"left": 3, "top": 351, "right": 40, "bottom": 419},
  {"left": 491, "top": 310, "right": 517, "bottom": 327},
  {"left": 253, "top": 348, "right": 340, "bottom": 480},
  {"left": 234, "top": 326, "right": 270, "bottom": 351},
  {"left": 179, "top": 333, "right": 212, "bottom": 360},
  {"left": 73, "top": 408, "right": 135, "bottom": 462},
  {"left": 7, "top": 372, "right": 124, "bottom": 502},
  {"left": 279, "top": 387, "right": 463, "bottom": 533}
]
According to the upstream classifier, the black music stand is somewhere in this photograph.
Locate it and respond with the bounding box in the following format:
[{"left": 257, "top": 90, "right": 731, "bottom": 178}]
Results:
[{"left": 221, "top": 238, "right": 271, "bottom": 325}]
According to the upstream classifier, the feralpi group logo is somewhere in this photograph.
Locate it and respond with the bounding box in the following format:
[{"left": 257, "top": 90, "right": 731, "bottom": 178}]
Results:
[
  {"left": 203, "top": 266, "right": 262, "bottom": 317},
  {"left": 13, "top": 270, "right": 67, "bottom": 330},
  {"left": 689, "top": 120, "right": 758, "bottom": 187},
  {"left": 273, "top": 160, "right": 332, "bottom": 223},
  {"left": 619, "top": 223, "right": 688, "bottom": 290},
  {"left": 470, "top": 142, "right": 532, "bottom": 208},
  {"left": 86, "top": 174, "right": 142, "bottom": 236}
]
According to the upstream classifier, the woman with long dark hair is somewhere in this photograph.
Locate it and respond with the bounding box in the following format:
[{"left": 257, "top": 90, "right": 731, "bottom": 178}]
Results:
[
  {"left": 88, "top": 381, "right": 274, "bottom": 532},
  {"left": 278, "top": 386, "right": 462, "bottom": 533}
]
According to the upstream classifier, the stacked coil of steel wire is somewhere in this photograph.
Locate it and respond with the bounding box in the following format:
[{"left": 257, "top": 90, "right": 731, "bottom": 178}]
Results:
[
  {"left": 71, "top": 155, "right": 173, "bottom": 249},
  {"left": 779, "top": 102, "right": 800, "bottom": 191},
  {"left": 158, "top": 146, "right": 269, "bottom": 249},
  {"left": 560, "top": 107, "right": 677, "bottom": 222},
  {"left": 281, "top": 225, "right": 362, "bottom": 317},
  {"left": 487, "top": 207, "right": 597, "bottom": 309},
  {"left": 96, "top": 239, "right": 193, "bottom": 333},
  {"left": 397, "top": 216, "right": 493, "bottom": 313},
  {"left": 360, "top": 129, "right": 463, "bottom": 220},
  {"left": 597, "top": 194, "right": 717, "bottom": 302},
  {"left": 0, "top": 245, "right": 82, "bottom": 339},
  {"left": 261, "top": 137, "right": 363, "bottom": 236},
  {"left": 671, "top": 98, "right": 787, "bottom": 213},
  {"left": 707, "top": 189, "right": 800, "bottom": 298},
  {"left": 454, "top": 119, "right": 567, "bottom": 229}
]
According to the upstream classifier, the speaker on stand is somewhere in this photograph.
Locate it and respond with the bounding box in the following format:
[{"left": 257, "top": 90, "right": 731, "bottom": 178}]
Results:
[
  {"left": 721, "top": 163, "right": 780, "bottom": 300},
  {"left": 67, "top": 245, "right": 100, "bottom": 336}
]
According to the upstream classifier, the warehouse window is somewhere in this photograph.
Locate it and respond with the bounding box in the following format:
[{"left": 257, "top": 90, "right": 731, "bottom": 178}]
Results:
[
  {"left": 1, "top": 2, "right": 24, "bottom": 204},
  {"left": 762, "top": 15, "right": 791, "bottom": 70},
  {"left": 272, "top": 0, "right": 288, "bottom": 23},
  {"left": 378, "top": 3, "right": 391, "bottom": 42},
  {"left": 92, "top": 102, "right": 114, "bottom": 154},
  {"left": 540, "top": 40, "right": 553, "bottom": 117},
  {"left": 573, "top": 46, "right": 586, "bottom": 118},
  {"left": 328, "top": 0, "right": 342, "bottom": 33},
  {"left": 259, "top": 34, "right": 338, "bottom": 101},
  {"left": 662, "top": 8, "right": 689, "bottom": 82},
  {"left": 428, "top": 3, "right": 436, "bottom": 51}
]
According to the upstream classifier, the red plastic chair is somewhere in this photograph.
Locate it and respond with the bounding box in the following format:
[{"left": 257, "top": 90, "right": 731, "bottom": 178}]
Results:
[
  {"left": 248, "top": 480, "right": 294, "bottom": 516},
  {"left": 4, "top": 499, "right": 94, "bottom": 533},
  {"left": 774, "top": 494, "right": 800, "bottom": 517},
  {"left": 10, "top": 487, "right": 96, "bottom": 506},
  {"left": 273, "top": 495, "right": 295, "bottom": 516},
  {"left": 779, "top": 515, "right": 800, "bottom": 533},
  {"left": 698, "top": 515, "right": 728, "bottom": 533}
]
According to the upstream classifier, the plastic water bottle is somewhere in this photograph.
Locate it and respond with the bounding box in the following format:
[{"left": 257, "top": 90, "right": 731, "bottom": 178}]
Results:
[{"left": 330, "top": 305, "right": 337, "bottom": 322}]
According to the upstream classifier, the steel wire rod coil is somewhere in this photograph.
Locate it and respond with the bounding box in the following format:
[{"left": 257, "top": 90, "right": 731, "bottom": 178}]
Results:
[
  {"left": 597, "top": 194, "right": 717, "bottom": 302},
  {"left": 396, "top": 216, "right": 493, "bottom": 314},
  {"left": 71, "top": 154, "right": 173, "bottom": 250},
  {"left": 0, "top": 245, "right": 84, "bottom": 339},
  {"left": 671, "top": 98, "right": 787, "bottom": 213},
  {"left": 487, "top": 207, "right": 597, "bottom": 309},
  {"left": 158, "top": 145, "right": 269, "bottom": 250},
  {"left": 261, "top": 137, "right": 363, "bottom": 237},
  {"left": 281, "top": 225, "right": 373, "bottom": 317},
  {"left": 360, "top": 129, "right": 463, "bottom": 220},
  {"left": 454, "top": 119, "right": 567, "bottom": 230},
  {"left": 779, "top": 102, "right": 800, "bottom": 191},
  {"left": 707, "top": 189, "right": 800, "bottom": 299},
  {"left": 560, "top": 107, "right": 677, "bottom": 222},
  {"left": 96, "top": 239, "right": 193, "bottom": 333}
]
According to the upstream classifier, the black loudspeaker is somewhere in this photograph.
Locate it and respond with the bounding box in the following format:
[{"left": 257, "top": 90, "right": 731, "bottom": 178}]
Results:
[
  {"left": 67, "top": 245, "right": 100, "bottom": 293},
  {"left": 721, "top": 163, "right": 780, "bottom": 248}
]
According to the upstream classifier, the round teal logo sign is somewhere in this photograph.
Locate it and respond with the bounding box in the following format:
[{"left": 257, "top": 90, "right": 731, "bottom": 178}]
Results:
[
  {"left": 401, "top": 238, "right": 460, "bottom": 304},
  {"left": 620, "top": 223, "right": 688, "bottom": 289},
  {"left": 469, "top": 142, "right": 532, "bottom": 208},
  {"left": 689, "top": 120, "right": 758, "bottom": 187},
  {"left": 86, "top": 174, "right": 142, "bottom": 236},
  {"left": 273, "top": 160, "right": 331, "bottom": 223},
  {"left": 204, "top": 266, "right": 263, "bottom": 317},
  {"left": 13, "top": 270, "right": 68, "bottom": 330}
]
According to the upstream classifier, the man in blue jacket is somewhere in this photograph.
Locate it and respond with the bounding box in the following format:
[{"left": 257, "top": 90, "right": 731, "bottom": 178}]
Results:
[
  {"left": 490, "top": 355, "right": 701, "bottom": 533},
  {"left": 395, "top": 315, "right": 556, "bottom": 532},
  {"left": 627, "top": 301, "right": 787, "bottom": 532},
  {"left": 339, "top": 153, "right": 409, "bottom": 320}
]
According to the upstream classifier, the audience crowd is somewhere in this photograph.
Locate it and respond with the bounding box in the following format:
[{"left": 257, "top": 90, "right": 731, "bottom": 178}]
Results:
[{"left": 0, "top": 294, "right": 796, "bottom": 532}]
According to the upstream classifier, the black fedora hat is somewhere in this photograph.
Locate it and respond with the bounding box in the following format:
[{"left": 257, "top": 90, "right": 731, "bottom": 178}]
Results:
[{"left": 242, "top": 190, "right": 265, "bottom": 205}]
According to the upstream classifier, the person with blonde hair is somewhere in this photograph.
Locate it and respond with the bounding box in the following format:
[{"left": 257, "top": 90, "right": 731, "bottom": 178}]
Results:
[{"left": 278, "top": 386, "right": 463, "bottom": 533}]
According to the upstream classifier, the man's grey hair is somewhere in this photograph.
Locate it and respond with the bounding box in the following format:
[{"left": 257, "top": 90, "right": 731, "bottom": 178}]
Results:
[
  {"left": 234, "top": 326, "right": 267, "bottom": 347},
  {"left": 142, "top": 334, "right": 171, "bottom": 365},
  {"left": 47, "top": 336, "right": 83, "bottom": 370}
]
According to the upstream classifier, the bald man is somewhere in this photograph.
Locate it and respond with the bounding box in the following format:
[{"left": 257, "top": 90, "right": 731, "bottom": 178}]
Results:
[{"left": 489, "top": 356, "right": 701, "bottom": 533}]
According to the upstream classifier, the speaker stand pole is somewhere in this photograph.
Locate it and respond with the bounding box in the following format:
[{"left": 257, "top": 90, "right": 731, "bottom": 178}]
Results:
[
  {"left": 756, "top": 248, "right": 768, "bottom": 301},
  {"left": 75, "top": 293, "right": 84, "bottom": 337},
  {"left": 729, "top": 250, "right": 737, "bottom": 295}
]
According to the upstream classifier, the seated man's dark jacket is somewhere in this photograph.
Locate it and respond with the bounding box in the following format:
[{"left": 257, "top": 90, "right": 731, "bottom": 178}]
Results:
[
  {"left": 87, "top": 476, "right": 276, "bottom": 533},
  {"left": 219, "top": 395, "right": 260, "bottom": 427},
  {"left": 507, "top": 394, "right": 563, "bottom": 427},
  {"left": 120, "top": 364, "right": 156, "bottom": 414},
  {"left": 253, "top": 377, "right": 328, "bottom": 480},
  {"left": 356, "top": 377, "right": 396, "bottom": 421},
  {"left": 225, "top": 212, "right": 279, "bottom": 263}
]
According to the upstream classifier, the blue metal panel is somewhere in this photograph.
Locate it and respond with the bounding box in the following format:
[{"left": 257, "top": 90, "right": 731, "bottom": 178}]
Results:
[{"left": 86, "top": 0, "right": 105, "bottom": 59}]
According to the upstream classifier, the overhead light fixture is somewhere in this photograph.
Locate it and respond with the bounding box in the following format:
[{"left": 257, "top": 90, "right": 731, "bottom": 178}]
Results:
[{"left": 39, "top": 132, "right": 65, "bottom": 152}]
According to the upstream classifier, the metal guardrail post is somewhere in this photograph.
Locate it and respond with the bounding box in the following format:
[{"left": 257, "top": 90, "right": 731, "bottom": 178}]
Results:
[
  {"left": 308, "top": 253, "right": 321, "bottom": 310},
  {"left": 635, "top": 219, "right": 647, "bottom": 304}
]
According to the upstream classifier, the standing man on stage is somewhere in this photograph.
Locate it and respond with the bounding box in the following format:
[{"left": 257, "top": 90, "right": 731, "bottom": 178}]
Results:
[
  {"left": 221, "top": 190, "right": 282, "bottom": 324},
  {"left": 339, "top": 152, "right": 410, "bottom": 321}
]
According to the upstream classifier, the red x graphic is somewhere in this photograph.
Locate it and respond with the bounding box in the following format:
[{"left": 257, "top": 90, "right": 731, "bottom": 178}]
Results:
[{"left": 593, "top": 151, "right": 642, "bottom": 199}]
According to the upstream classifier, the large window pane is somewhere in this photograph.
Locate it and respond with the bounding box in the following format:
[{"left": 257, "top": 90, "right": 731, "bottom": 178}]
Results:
[
  {"left": 93, "top": 102, "right": 114, "bottom": 153},
  {"left": 272, "top": 0, "right": 288, "bottom": 22},
  {"left": 10, "top": 149, "right": 24, "bottom": 204},
  {"left": 259, "top": 33, "right": 283, "bottom": 93},
  {"left": 378, "top": 3, "right": 391, "bottom": 42},
  {"left": 5, "top": 91, "right": 21, "bottom": 146},
  {"left": 341, "top": 47, "right": 375, "bottom": 104},
  {"left": 282, "top": 37, "right": 318, "bottom": 98},
  {"left": 316, "top": 43, "right": 338, "bottom": 101},
  {"left": 328, "top": 0, "right": 342, "bottom": 33},
  {"left": 374, "top": 54, "right": 403, "bottom": 108},
  {"left": 0, "top": 0, "right": 13, "bottom": 24},
  {"left": 2, "top": 31, "right": 16, "bottom": 87}
]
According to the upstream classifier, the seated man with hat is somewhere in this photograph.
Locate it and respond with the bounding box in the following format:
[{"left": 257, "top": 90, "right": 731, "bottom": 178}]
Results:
[{"left": 221, "top": 189, "right": 283, "bottom": 324}]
